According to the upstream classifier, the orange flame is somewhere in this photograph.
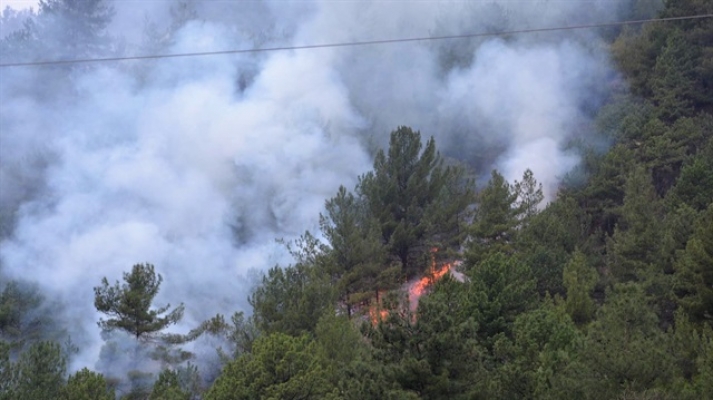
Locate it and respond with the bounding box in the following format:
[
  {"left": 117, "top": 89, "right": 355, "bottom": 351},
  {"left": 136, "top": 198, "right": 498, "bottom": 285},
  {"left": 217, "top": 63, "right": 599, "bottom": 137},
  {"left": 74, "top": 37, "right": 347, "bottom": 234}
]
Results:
[
  {"left": 367, "top": 291, "right": 389, "bottom": 324},
  {"left": 408, "top": 262, "right": 453, "bottom": 310},
  {"left": 368, "top": 248, "right": 458, "bottom": 324},
  {"left": 369, "top": 306, "right": 389, "bottom": 324}
]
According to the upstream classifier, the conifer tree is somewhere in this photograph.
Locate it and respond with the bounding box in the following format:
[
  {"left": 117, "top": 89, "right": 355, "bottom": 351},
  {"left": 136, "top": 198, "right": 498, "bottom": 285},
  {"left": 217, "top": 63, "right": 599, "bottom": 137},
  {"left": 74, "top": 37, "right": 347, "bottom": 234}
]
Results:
[
  {"left": 249, "top": 234, "right": 335, "bottom": 335},
  {"left": 517, "top": 195, "right": 582, "bottom": 297},
  {"left": 492, "top": 298, "right": 582, "bottom": 399},
  {"left": 368, "top": 276, "right": 483, "bottom": 398},
  {"left": 651, "top": 30, "right": 697, "bottom": 122},
  {"left": 37, "top": 0, "right": 115, "bottom": 59},
  {"left": 607, "top": 166, "right": 663, "bottom": 282},
  {"left": 563, "top": 250, "right": 598, "bottom": 324},
  {"left": 94, "top": 263, "right": 184, "bottom": 340},
  {"left": 149, "top": 369, "right": 191, "bottom": 400},
  {"left": 466, "top": 253, "right": 536, "bottom": 344},
  {"left": 60, "top": 368, "right": 114, "bottom": 400},
  {"left": 0, "top": 281, "right": 55, "bottom": 348},
  {"left": 466, "top": 170, "right": 519, "bottom": 268},
  {"left": 514, "top": 168, "right": 544, "bottom": 223},
  {"left": 320, "top": 186, "right": 394, "bottom": 317},
  {"left": 675, "top": 204, "right": 713, "bottom": 324},
  {"left": 358, "top": 126, "right": 472, "bottom": 276},
  {"left": 2, "top": 341, "right": 67, "bottom": 400},
  {"left": 574, "top": 284, "right": 675, "bottom": 398},
  {"left": 205, "top": 333, "right": 332, "bottom": 400}
]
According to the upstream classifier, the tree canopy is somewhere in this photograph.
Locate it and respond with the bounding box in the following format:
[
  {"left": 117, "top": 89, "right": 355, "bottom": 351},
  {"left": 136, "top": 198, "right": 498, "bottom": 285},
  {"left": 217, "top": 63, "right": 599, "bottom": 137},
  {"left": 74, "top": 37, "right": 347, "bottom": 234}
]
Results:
[
  {"left": 94, "top": 263, "right": 184, "bottom": 340},
  {"left": 357, "top": 126, "right": 473, "bottom": 276}
]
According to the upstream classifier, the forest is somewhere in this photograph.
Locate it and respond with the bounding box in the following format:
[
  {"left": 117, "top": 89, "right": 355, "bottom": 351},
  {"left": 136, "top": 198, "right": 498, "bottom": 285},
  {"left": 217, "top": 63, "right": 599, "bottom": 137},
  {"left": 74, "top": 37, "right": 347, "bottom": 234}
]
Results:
[{"left": 1, "top": 0, "right": 712, "bottom": 399}]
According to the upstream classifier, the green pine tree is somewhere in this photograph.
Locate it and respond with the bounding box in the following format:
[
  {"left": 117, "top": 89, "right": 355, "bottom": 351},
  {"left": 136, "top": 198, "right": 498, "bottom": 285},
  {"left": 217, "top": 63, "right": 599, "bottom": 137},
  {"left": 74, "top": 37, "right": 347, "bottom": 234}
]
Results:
[
  {"left": 205, "top": 333, "right": 332, "bottom": 400},
  {"left": 60, "top": 368, "right": 114, "bottom": 400},
  {"left": 94, "top": 263, "right": 185, "bottom": 340},
  {"left": 320, "top": 185, "right": 394, "bottom": 317},
  {"left": 466, "top": 170, "right": 519, "bottom": 268},
  {"left": 358, "top": 126, "right": 472, "bottom": 276},
  {"left": 563, "top": 250, "right": 598, "bottom": 325},
  {"left": 674, "top": 204, "right": 713, "bottom": 324}
]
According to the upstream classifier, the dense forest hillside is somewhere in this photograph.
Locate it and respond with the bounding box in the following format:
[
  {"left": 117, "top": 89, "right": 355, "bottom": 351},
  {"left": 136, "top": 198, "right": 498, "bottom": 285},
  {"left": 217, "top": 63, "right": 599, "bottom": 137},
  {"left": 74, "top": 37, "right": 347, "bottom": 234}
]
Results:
[{"left": 1, "top": 0, "right": 712, "bottom": 399}]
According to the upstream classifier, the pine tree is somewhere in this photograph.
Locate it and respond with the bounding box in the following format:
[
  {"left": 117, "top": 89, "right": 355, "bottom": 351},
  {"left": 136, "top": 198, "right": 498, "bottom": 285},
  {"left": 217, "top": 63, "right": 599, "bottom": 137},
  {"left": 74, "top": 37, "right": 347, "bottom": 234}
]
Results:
[
  {"left": 149, "top": 369, "right": 191, "bottom": 400},
  {"left": 466, "top": 170, "right": 520, "bottom": 268},
  {"left": 574, "top": 284, "right": 675, "bottom": 398},
  {"left": 37, "top": 0, "right": 115, "bottom": 59},
  {"left": 670, "top": 138, "right": 713, "bottom": 211},
  {"left": 674, "top": 204, "right": 713, "bottom": 324},
  {"left": 94, "top": 263, "right": 184, "bottom": 340},
  {"left": 205, "top": 333, "right": 332, "bottom": 400},
  {"left": 367, "top": 276, "right": 483, "bottom": 399},
  {"left": 513, "top": 168, "right": 544, "bottom": 223},
  {"left": 320, "top": 186, "right": 393, "bottom": 317},
  {"left": 517, "top": 195, "right": 583, "bottom": 298},
  {"left": 563, "top": 250, "right": 598, "bottom": 324},
  {"left": 0, "top": 281, "right": 56, "bottom": 349},
  {"left": 4, "top": 341, "right": 67, "bottom": 400},
  {"left": 491, "top": 298, "right": 582, "bottom": 399},
  {"left": 651, "top": 30, "right": 698, "bottom": 122},
  {"left": 466, "top": 253, "right": 537, "bottom": 345},
  {"left": 358, "top": 126, "right": 472, "bottom": 276},
  {"left": 60, "top": 368, "right": 114, "bottom": 400},
  {"left": 607, "top": 166, "right": 663, "bottom": 282},
  {"left": 249, "top": 234, "right": 335, "bottom": 335}
]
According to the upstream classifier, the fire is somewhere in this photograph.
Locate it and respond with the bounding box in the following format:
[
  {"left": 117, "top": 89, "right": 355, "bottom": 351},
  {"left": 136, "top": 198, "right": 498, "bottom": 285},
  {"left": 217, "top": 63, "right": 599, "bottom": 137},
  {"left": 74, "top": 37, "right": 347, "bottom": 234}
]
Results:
[
  {"left": 368, "top": 291, "right": 389, "bottom": 324},
  {"left": 368, "top": 248, "right": 459, "bottom": 323},
  {"left": 407, "top": 247, "right": 460, "bottom": 311},
  {"left": 369, "top": 306, "right": 389, "bottom": 324},
  {"left": 408, "top": 261, "right": 454, "bottom": 311},
  {"left": 409, "top": 262, "right": 453, "bottom": 297}
]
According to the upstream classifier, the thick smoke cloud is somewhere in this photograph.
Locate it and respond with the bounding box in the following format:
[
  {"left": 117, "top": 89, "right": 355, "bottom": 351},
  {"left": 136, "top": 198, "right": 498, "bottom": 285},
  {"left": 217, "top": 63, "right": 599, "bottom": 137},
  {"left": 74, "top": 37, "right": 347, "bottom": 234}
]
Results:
[{"left": 0, "top": 0, "right": 632, "bottom": 373}]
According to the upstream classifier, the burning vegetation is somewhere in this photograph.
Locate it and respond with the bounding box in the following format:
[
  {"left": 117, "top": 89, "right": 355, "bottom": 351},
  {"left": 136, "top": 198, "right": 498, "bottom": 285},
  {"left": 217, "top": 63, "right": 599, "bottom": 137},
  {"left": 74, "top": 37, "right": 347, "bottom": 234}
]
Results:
[{"left": 369, "top": 248, "right": 463, "bottom": 324}]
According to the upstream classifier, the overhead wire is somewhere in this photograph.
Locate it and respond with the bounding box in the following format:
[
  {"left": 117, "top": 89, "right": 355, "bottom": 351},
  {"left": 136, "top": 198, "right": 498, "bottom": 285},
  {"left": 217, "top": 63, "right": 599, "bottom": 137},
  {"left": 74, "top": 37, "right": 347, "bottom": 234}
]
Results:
[{"left": 0, "top": 13, "right": 711, "bottom": 68}]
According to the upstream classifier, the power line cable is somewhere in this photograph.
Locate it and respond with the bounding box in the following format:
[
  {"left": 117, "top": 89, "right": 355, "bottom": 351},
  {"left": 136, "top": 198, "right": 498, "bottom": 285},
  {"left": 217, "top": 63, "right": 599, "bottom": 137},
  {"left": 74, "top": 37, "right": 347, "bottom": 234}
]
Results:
[{"left": 1, "top": 13, "right": 711, "bottom": 68}]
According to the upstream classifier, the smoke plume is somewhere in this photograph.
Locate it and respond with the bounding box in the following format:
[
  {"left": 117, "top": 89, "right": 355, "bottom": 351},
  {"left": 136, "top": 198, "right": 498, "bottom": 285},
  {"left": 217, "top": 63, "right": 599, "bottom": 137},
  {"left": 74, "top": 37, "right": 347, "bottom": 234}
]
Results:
[{"left": 0, "top": 0, "right": 638, "bottom": 374}]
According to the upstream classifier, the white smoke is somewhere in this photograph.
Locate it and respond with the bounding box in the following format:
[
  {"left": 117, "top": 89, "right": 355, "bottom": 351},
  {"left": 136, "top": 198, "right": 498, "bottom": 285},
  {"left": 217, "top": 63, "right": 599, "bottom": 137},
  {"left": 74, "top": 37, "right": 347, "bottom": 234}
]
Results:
[
  {"left": 0, "top": 0, "right": 632, "bottom": 372},
  {"left": 440, "top": 38, "right": 609, "bottom": 194}
]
